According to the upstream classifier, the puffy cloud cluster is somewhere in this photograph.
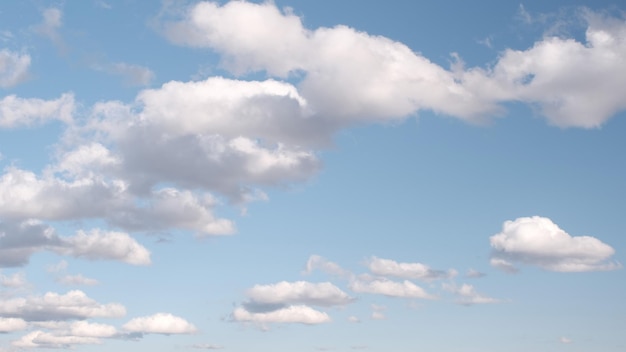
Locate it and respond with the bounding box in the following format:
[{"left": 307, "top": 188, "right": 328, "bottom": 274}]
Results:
[
  {"left": 232, "top": 281, "right": 353, "bottom": 326},
  {"left": 0, "top": 220, "right": 151, "bottom": 267},
  {"left": 162, "top": 1, "right": 626, "bottom": 128},
  {"left": 349, "top": 276, "right": 436, "bottom": 300},
  {"left": 490, "top": 216, "right": 620, "bottom": 272},
  {"left": 0, "top": 290, "right": 125, "bottom": 321}
]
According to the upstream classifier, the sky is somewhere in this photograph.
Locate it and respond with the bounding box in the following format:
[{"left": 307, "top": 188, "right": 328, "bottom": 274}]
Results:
[{"left": 0, "top": 0, "right": 625, "bottom": 351}]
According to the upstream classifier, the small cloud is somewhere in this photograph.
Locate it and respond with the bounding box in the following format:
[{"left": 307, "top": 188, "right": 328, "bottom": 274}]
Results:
[
  {"left": 560, "top": 336, "right": 572, "bottom": 344},
  {"left": 123, "top": 313, "right": 197, "bottom": 335},
  {"left": 366, "top": 256, "right": 456, "bottom": 281},
  {"left": 490, "top": 216, "right": 621, "bottom": 273},
  {"left": 347, "top": 316, "right": 360, "bottom": 323}
]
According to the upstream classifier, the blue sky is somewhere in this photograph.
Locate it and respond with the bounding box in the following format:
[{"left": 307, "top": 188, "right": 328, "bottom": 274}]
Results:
[{"left": 0, "top": 1, "right": 625, "bottom": 351}]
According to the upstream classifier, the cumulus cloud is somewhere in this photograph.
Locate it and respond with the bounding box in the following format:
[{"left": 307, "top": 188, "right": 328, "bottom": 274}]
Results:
[
  {"left": 13, "top": 331, "right": 101, "bottom": 349},
  {"left": 245, "top": 281, "right": 354, "bottom": 307},
  {"left": 232, "top": 280, "right": 352, "bottom": 327},
  {"left": 161, "top": 1, "right": 499, "bottom": 123},
  {"left": 0, "top": 49, "right": 30, "bottom": 88},
  {"left": 0, "top": 317, "right": 28, "bottom": 332},
  {"left": 0, "top": 93, "right": 74, "bottom": 128},
  {"left": 123, "top": 313, "right": 197, "bottom": 335},
  {"left": 0, "top": 220, "right": 151, "bottom": 267},
  {"left": 0, "top": 290, "right": 125, "bottom": 321},
  {"left": 0, "top": 166, "right": 234, "bottom": 237},
  {"left": 161, "top": 1, "right": 626, "bottom": 128},
  {"left": 349, "top": 276, "right": 436, "bottom": 299},
  {"left": 366, "top": 257, "right": 456, "bottom": 281},
  {"left": 490, "top": 216, "right": 621, "bottom": 272},
  {"left": 232, "top": 305, "right": 330, "bottom": 325}
]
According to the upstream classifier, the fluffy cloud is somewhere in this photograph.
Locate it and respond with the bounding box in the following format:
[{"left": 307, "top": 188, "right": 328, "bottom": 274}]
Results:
[
  {"left": 123, "top": 313, "right": 197, "bottom": 335},
  {"left": 0, "top": 290, "right": 125, "bottom": 321},
  {"left": 162, "top": 1, "right": 626, "bottom": 128},
  {"left": 0, "top": 93, "right": 74, "bottom": 128},
  {"left": 162, "top": 1, "right": 498, "bottom": 122},
  {"left": 490, "top": 216, "right": 621, "bottom": 272},
  {"left": 232, "top": 280, "right": 351, "bottom": 327},
  {"left": 13, "top": 331, "right": 102, "bottom": 349},
  {"left": 366, "top": 257, "right": 456, "bottom": 281},
  {"left": 349, "top": 276, "right": 436, "bottom": 299},
  {"left": 0, "top": 166, "right": 234, "bottom": 236},
  {"left": 0, "top": 49, "right": 30, "bottom": 88},
  {"left": 0, "top": 220, "right": 151, "bottom": 267},
  {"left": 232, "top": 305, "right": 330, "bottom": 325},
  {"left": 0, "top": 271, "right": 27, "bottom": 288},
  {"left": 245, "top": 281, "right": 354, "bottom": 307},
  {"left": 0, "top": 317, "right": 28, "bottom": 332}
]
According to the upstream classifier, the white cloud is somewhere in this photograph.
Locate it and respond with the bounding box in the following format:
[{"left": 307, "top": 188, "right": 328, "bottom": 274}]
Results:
[
  {"left": 162, "top": 2, "right": 626, "bottom": 128},
  {"left": 59, "top": 229, "right": 152, "bottom": 266},
  {"left": 0, "top": 49, "right": 30, "bottom": 88},
  {"left": 0, "top": 220, "right": 151, "bottom": 267},
  {"left": 232, "top": 305, "right": 330, "bottom": 325},
  {"left": 366, "top": 257, "right": 456, "bottom": 281},
  {"left": 560, "top": 336, "right": 573, "bottom": 344},
  {"left": 0, "top": 317, "right": 28, "bottom": 332},
  {"left": 245, "top": 281, "right": 354, "bottom": 307},
  {"left": 303, "top": 255, "right": 351, "bottom": 278},
  {"left": 349, "top": 276, "right": 436, "bottom": 299},
  {"left": 12, "top": 330, "right": 102, "bottom": 349},
  {"left": 0, "top": 290, "right": 125, "bottom": 321},
  {"left": 233, "top": 280, "right": 351, "bottom": 327},
  {"left": 0, "top": 166, "right": 234, "bottom": 237},
  {"left": 490, "top": 216, "right": 621, "bottom": 272},
  {"left": 123, "top": 313, "right": 197, "bottom": 335},
  {"left": 162, "top": 1, "right": 498, "bottom": 123},
  {"left": 0, "top": 93, "right": 74, "bottom": 128}
]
